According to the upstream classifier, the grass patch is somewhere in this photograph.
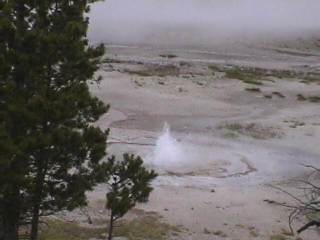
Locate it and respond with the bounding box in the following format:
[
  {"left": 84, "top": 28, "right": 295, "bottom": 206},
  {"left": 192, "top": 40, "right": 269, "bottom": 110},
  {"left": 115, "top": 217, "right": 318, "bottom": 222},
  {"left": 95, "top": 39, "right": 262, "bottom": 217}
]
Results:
[
  {"left": 40, "top": 216, "right": 180, "bottom": 240},
  {"left": 297, "top": 94, "right": 307, "bottom": 101},
  {"left": 117, "top": 216, "right": 180, "bottom": 240},
  {"left": 302, "top": 73, "right": 320, "bottom": 83},
  {"left": 125, "top": 65, "right": 180, "bottom": 77},
  {"left": 126, "top": 70, "right": 153, "bottom": 77},
  {"left": 297, "top": 94, "right": 320, "bottom": 102},
  {"left": 306, "top": 210, "right": 320, "bottom": 222},
  {"left": 270, "top": 234, "right": 288, "bottom": 240},
  {"left": 308, "top": 96, "right": 320, "bottom": 102},
  {"left": 245, "top": 87, "right": 261, "bottom": 92},
  {"left": 224, "top": 66, "right": 320, "bottom": 84},
  {"left": 159, "top": 54, "right": 178, "bottom": 59},
  {"left": 225, "top": 67, "right": 264, "bottom": 85},
  {"left": 242, "top": 79, "right": 264, "bottom": 85},
  {"left": 179, "top": 61, "right": 191, "bottom": 67},
  {"left": 280, "top": 228, "right": 294, "bottom": 237},
  {"left": 39, "top": 220, "right": 105, "bottom": 240},
  {"left": 102, "top": 58, "right": 124, "bottom": 64},
  {"left": 223, "top": 131, "right": 239, "bottom": 139},
  {"left": 219, "top": 123, "right": 282, "bottom": 139},
  {"left": 272, "top": 91, "right": 285, "bottom": 98},
  {"left": 285, "top": 120, "right": 305, "bottom": 128},
  {"left": 208, "top": 65, "right": 221, "bottom": 72}
]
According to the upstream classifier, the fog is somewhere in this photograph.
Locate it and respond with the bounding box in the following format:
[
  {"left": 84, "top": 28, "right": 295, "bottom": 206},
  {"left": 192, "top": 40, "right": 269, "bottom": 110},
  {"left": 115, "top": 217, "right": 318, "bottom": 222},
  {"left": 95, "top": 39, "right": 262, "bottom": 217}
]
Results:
[{"left": 88, "top": 0, "right": 320, "bottom": 48}]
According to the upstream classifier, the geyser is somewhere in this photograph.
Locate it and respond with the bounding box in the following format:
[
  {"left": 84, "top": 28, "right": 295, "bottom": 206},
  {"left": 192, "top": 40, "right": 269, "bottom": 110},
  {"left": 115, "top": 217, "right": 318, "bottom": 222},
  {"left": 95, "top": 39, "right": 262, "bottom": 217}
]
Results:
[
  {"left": 153, "top": 123, "right": 185, "bottom": 170},
  {"left": 150, "top": 123, "right": 244, "bottom": 177}
]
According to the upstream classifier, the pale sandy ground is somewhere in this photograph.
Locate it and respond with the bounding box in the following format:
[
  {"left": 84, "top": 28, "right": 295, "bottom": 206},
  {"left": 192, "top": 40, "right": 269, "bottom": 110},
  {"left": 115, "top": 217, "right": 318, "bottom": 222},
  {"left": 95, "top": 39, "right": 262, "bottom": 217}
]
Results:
[{"left": 83, "top": 41, "right": 320, "bottom": 240}]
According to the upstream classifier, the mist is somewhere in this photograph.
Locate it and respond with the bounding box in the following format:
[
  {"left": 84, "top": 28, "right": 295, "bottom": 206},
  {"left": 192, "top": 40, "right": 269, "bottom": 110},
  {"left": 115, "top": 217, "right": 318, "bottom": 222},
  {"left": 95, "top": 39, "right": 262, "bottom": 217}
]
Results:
[{"left": 88, "top": 0, "right": 320, "bottom": 49}]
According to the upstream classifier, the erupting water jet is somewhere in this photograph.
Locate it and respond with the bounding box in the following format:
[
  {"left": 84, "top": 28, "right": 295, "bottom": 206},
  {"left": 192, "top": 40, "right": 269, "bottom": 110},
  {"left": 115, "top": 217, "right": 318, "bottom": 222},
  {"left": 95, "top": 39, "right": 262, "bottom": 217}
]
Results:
[{"left": 152, "top": 123, "right": 185, "bottom": 170}]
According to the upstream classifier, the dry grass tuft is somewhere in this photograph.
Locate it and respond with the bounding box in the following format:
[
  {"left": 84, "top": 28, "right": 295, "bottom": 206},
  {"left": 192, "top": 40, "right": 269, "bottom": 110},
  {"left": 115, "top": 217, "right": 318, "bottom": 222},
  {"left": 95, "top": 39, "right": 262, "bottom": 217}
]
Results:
[{"left": 39, "top": 215, "right": 180, "bottom": 240}]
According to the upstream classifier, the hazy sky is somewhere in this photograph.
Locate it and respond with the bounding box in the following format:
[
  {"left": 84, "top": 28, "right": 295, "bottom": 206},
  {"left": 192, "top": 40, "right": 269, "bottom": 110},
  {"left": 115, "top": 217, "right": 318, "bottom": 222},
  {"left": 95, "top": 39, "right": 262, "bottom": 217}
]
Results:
[{"left": 88, "top": 0, "right": 320, "bottom": 48}]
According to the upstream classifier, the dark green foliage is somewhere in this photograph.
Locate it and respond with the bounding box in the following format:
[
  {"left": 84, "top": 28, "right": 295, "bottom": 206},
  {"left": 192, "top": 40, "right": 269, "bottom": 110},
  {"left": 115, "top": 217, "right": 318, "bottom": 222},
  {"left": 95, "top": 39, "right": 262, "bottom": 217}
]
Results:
[
  {"left": 105, "top": 154, "right": 157, "bottom": 240},
  {"left": 0, "top": 1, "right": 108, "bottom": 239}
]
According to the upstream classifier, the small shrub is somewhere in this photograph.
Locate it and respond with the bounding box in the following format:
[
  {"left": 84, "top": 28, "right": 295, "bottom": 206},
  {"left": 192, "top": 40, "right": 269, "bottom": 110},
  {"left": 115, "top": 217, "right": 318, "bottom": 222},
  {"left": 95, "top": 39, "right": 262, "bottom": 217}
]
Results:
[{"left": 245, "top": 87, "right": 261, "bottom": 92}]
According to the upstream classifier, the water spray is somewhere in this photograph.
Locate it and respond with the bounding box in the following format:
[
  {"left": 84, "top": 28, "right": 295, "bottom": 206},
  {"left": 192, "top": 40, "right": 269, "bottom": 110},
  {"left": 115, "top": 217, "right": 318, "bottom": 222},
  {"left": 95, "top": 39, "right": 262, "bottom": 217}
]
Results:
[{"left": 152, "top": 122, "right": 184, "bottom": 170}]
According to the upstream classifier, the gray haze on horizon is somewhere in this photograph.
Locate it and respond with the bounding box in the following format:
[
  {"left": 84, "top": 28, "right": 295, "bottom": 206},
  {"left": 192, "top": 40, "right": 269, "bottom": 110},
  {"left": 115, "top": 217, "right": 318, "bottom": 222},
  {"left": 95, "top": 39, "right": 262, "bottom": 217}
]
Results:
[{"left": 88, "top": 0, "right": 320, "bottom": 48}]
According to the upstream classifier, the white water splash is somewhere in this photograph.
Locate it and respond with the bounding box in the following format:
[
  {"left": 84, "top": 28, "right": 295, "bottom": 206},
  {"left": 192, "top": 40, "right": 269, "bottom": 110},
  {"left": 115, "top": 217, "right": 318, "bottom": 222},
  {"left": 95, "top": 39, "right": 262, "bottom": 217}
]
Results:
[{"left": 153, "top": 123, "right": 185, "bottom": 170}]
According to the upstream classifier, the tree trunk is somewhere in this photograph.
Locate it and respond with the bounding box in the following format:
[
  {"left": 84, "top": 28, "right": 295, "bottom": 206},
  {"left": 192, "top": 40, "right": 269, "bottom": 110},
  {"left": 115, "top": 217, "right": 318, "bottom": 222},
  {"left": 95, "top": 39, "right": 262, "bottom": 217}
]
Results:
[
  {"left": 2, "top": 220, "right": 19, "bottom": 240},
  {"left": 30, "top": 118, "right": 50, "bottom": 240},
  {"left": 30, "top": 164, "right": 46, "bottom": 240},
  {"left": 108, "top": 211, "right": 114, "bottom": 240},
  {"left": 30, "top": 201, "right": 41, "bottom": 240},
  {"left": 0, "top": 215, "right": 4, "bottom": 240},
  {"left": 1, "top": 202, "right": 20, "bottom": 240}
]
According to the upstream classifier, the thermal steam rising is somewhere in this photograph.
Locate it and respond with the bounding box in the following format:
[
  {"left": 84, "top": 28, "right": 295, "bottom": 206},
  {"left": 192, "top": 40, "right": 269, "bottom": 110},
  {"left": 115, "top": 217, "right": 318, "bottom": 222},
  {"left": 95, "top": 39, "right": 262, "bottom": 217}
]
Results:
[
  {"left": 153, "top": 123, "right": 184, "bottom": 170},
  {"left": 89, "top": 0, "right": 320, "bottom": 47}
]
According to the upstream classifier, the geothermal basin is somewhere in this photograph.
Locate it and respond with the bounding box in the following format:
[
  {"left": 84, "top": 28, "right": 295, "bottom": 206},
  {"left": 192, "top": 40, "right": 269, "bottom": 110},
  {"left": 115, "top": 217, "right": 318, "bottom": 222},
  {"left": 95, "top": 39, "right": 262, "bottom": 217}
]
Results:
[
  {"left": 87, "top": 41, "right": 320, "bottom": 240},
  {"left": 84, "top": 1, "right": 320, "bottom": 239}
]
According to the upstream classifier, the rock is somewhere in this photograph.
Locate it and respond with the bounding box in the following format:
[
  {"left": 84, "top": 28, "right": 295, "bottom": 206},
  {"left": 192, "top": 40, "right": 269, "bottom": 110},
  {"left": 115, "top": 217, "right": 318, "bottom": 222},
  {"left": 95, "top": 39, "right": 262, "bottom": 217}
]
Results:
[
  {"left": 134, "top": 79, "right": 144, "bottom": 87},
  {"left": 213, "top": 230, "right": 224, "bottom": 236},
  {"left": 177, "top": 86, "right": 184, "bottom": 92},
  {"left": 203, "top": 228, "right": 211, "bottom": 234}
]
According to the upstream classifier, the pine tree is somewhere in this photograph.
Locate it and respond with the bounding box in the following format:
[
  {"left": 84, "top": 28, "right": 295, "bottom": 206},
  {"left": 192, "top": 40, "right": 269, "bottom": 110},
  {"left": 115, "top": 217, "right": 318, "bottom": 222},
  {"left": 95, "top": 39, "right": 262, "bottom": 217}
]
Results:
[
  {"left": 0, "top": 1, "right": 108, "bottom": 239},
  {"left": 104, "top": 154, "right": 157, "bottom": 240}
]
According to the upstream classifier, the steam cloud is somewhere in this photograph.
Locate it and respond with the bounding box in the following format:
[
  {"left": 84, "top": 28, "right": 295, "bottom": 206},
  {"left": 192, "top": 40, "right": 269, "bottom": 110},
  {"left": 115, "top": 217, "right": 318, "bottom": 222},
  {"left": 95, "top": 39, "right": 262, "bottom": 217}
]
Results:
[
  {"left": 88, "top": 0, "right": 320, "bottom": 48},
  {"left": 152, "top": 123, "right": 185, "bottom": 170}
]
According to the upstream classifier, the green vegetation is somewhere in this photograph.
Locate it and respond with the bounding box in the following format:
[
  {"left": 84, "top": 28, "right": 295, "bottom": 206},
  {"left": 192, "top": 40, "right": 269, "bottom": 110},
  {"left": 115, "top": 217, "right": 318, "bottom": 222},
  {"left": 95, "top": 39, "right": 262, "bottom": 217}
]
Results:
[
  {"left": 297, "top": 94, "right": 307, "bottom": 101},
  {"left": 223, "top": 131, "right": 239, "bottom": 139},
  {"left": 307, "top": 96, "right": 320, "bottom": 102},
  {"left": 39, "top": 217, "right": 180, "bottom": 240},
  {"left": 297, "top": 94, "right": 320, "bottom": 102},
  {"left": 208, "top": 65, "right": 222, "bottom": 72},
  {"left": 270, "top": 234, "right": 288, "bottom": 240},
  {"left": 225, "top": 67, "right": 264, "bottom": 85},
  {"left": 159, "top": 54, "right": 178, "bottom": 59},
  {"left": 0, "top": 1, "right": 157, "bottom": 240},
  {"left": 264, "top": 94, "right": 273, "bottom": 99},
  {"left": 104, "top": 154, "right": 157, "bottom": 240},
  {"left": 224, "top": 66, "right": 320, "bottom": 84},
  {"left": 245, "top": 87, "right": 261, "bottom": 92},
  {"left": 116, "top": 216, "right": 180, "bottom": 240},
  {"left": 39, "top": 220, "right": 105, "bottom": 240},
  {"left": 219, "top": 123, "right": 281, "bottom": 140},
  {"left": 0, "top": 1, "right": 109, "bottom": 239},
  {"left": 125, "top": 64, "right": 180, "bottom": 77},
  {"left": 301, "top": 73, "right": 320, "bottom": 83},
  {"left": 242, "top": 79, "right": 264, "bottom": 85},
  {"left": 103, "top": 58, "right": 124, "bottom": 64},
  {"left": 272, "top": 91, "right": 285, "bottom": 98}
]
